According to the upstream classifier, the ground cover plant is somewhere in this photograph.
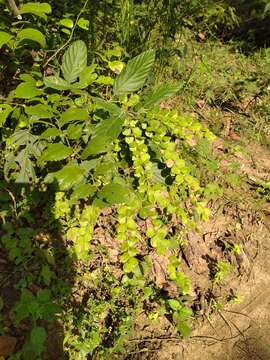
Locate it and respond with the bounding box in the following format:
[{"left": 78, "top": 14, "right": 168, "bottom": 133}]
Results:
[{"left": 0, "top": 0, "right": 270, "bottom": 359}]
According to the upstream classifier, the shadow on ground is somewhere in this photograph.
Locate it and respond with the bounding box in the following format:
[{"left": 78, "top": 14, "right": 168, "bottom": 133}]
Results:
[{"left": 0, "top": 179, "right": 74, "bottom": 359}]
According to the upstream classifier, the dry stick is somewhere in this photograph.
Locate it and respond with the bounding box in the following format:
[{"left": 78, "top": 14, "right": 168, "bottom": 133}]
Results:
[
  {"left": 43, "top": 0, "right": 89, "bottom": 70},
  {"left": 6, "top": 0, "right": 21, "bottom": 18}
]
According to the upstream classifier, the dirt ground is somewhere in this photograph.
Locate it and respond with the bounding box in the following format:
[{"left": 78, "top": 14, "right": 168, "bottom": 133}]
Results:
[
  {"left": 129, "top": 142, "right": 270, "bottom": 360},
  {"left": 158, "top": 222, "right": 270, "bottom": 360}
]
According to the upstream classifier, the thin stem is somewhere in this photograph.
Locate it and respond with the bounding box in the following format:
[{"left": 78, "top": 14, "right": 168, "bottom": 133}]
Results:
[
  {"left": 43, "top": 0, "right": 89, "bottom": 70},
  {"left": 6, "top": 0, "right": 21, "bottom": 18}
]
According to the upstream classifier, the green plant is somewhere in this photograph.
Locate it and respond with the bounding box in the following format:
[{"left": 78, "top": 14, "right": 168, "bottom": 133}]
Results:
[
  {"left": 14, "top": 289, "right": 60, "bottom": 359},
  {"left": 214, "top": 260, "right": 234, "bottom": 284}
]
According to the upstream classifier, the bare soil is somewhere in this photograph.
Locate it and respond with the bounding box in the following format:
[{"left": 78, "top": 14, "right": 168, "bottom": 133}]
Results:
[{"left": 129, "top": 141, "right": 270, "bottom": 360}]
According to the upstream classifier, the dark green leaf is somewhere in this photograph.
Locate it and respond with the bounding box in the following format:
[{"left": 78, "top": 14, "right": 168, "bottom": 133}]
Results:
[
  {"left": 71, "top": 183, "right": 97, "bottom": 202},
  {"left": 93, "top": 97, "right": 122, "bottom": 117},
  {"left": 96, "top": 182, "right": 129, "bottom": 206},
  {"left": 45, "top": 164, "right": 85, "bottom": 190},
  {"left": 30, "top": 326, "right": 46, "bottom": 355},
  {"left": 81, "top": 117, "right": 124, "bottom": 159}
]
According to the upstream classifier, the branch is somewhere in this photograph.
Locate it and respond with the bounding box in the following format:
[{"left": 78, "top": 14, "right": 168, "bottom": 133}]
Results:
[{"left": 6, "top": 0, "right": 21, "bottom": 18}]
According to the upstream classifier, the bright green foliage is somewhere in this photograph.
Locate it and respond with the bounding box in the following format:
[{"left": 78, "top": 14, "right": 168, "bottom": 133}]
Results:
[
  {"left": 214, "top": 261, "right": 234, "bottom": 284},
  {"left": 114, "top": 50, "right": 155, "bottom": 94},
  {"left": 61, "top": 40, "right": 87, "bottom": 83},
  {"left": 1, "top": 0, "right": 258, "bottom": 358}
]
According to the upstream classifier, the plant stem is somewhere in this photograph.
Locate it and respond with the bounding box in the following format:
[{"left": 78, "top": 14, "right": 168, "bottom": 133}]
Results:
[{"left": 43, "top": 0, "right": 89, "bottom": 70}]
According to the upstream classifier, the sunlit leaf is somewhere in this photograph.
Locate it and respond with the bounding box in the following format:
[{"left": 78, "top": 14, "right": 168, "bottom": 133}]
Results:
[
  {"left": 14, "top": 82, "right": 42, "bottom": 99},
  {"left": 77, "top": 18, "right": 89, "bottom": 30},
  {"left": 60, "top": 107, "right": 88, "bottom": 126},
  {"left": 114, "top": 50, "right": 155, "bottom": 95},
  {"left": 0, "top": 104, "right": 12, "bottom": 126},
  {"left": 39, "top": 143, "right": 72, "bottom": 163},
  {"left": 44, "top": 76, "right": 71, "bottom": 90},
  {"left": 144, "top": 83, "right": 181, "bottom": 108},
  {"left": 20, "top": 2, "right": 51, "bottom": 20},
  {"left": 61, "top": 40, "right": 87, "bottom": 83},
  {"left": 17, "top": 28, "right": 46, "bottom": 47},
  {"left": 0, "top": 31, "right": 13, "bottom": 48},
  {"left": 25, "top": 104, "right": 53, "bottom": 119},
  {"left": 59, "top": 18, "right": 74, "bottom": 28}
]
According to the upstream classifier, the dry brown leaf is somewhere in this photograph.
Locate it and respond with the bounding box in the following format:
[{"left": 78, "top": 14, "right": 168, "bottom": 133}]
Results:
[{"left": 0, "top": 336, "right": 17, "bottom": 357}]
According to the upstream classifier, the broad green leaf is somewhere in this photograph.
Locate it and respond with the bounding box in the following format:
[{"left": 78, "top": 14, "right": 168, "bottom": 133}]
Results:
[
  {"left": 176, "top": 321, "right": 192, "bottom": 338},
  {"left": 60, "top": 107, "right": 88, "bottom": 126},
  {"left": 17, "top": 28, "right": 46, "bottom": 48},
  {"left": 81, "top": 117, "right": 124, "bottom": 159},
  {"left": 61, "top": 40, "right": 87, "bottom": 83},
  {"left": 40, "top": 128, "right": 61, "bottom": 139},
  {"left": 96, "top": 182, "right": 129, "bottom": 206},
  {"left": 45, "top": 164, "right": 85, "bottom": 190},
  {"left": 61, "top": 28, "right": 71, "bottom": 36},
  {"left": 0, "top": 31, "right": 13, "bottom": 48},
  {"left": 93, "top": 98, "right": 122, "bottom": 117},
  {"left": 44, "top": 76, "right": 71, "bottom": 90},
  {"left": 0, "top": 104, "right": 12, "bottom": 126},
  {"left": 19, "top": 74, "right": 36, "bottom": 84},
  {"left": 20, "top": 2, "right": 51, "bottom": 20},
  {"left": 14, "top": 82, "right": 42, "bottom": 99},
  {"left": 66, "top": 123, "right": 83, "bottom": 140},
  {"left": 168, "top": 299, "right": 181, "bottom": 311},
  {"left": 123, "top": 257, "right": 139, "bottom": 273},
  {"left": 81, "top": 136, "right": 112, "bottom": 158},
  {"left": 144, "top": 83, "right": 181, "bottom": 108},
  {"left": 25, "top": 104, "right": 53, "bottom": 119},
  {"left": 16, "top": 149, "right": 36, "bottom": 183},
  {"left": 59, "top": 18, "right": 74, "bottom": 29},
  {"left": 95, "top": 75, "right": 114, "bottom": 85},
  {"left": 39, "top": 143, "right": 72, "bottom": 163},
  {"left": 74, "top": 66, "right": 97, "bottom": 89},
  {"left": 77, "top": 18, "right": 89, "bottom": 30},
  {"left": 114, "top": 50, "right": 155, "bottom": 95},
  {"left": 71, "top": 183, "right": 97, "bottom": 202},
  {"left": 29, "top": 326, "right": 46, "bottom": 355}
]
